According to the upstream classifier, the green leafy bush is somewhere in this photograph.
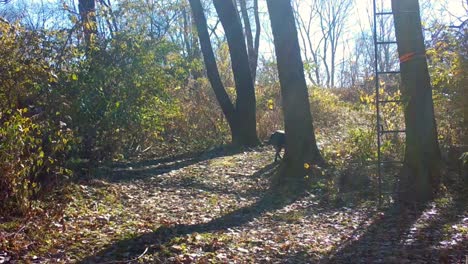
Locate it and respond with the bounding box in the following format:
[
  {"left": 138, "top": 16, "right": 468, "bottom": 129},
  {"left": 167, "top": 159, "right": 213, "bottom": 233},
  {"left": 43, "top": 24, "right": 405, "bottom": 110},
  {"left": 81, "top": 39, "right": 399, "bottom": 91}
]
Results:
[
  {"left": 0, "top": 110, "right": 42, "bottom": 214},
  {"left": 426, "top": 23, "right": 467, "bottom": 146},
  {"left": 61, "top": 33, "right": 184, "bottom": 161},
  {"left": 0, "top": 110, "right": 73, "bottom": 215},
  {"left": 0, "top": 22, "right": 73, "bottom": 216}
]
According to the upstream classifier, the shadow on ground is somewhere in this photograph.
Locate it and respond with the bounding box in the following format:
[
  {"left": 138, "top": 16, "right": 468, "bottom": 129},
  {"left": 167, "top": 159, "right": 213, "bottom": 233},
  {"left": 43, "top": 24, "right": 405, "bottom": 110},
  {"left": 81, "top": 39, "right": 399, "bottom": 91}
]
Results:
[
  {"left": 304, "top": 190, "right": 466, "bottom": 263},
  {"left": 77, "top": 147, "right": 468, "bottom": 263},
  {"left": 92, "top": 146, "right": 248, "bottom": 182},
  {"left": 78, "top": 161, "right": 295, "bottom": 263},
  {"left": 156, "top": 161, "right": 279, "bottom": 198}
]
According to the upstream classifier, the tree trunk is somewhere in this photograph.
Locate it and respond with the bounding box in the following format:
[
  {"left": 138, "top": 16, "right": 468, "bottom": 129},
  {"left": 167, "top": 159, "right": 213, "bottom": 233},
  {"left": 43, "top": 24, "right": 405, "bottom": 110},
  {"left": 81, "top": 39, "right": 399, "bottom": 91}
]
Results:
[
  {"left": 461, "top": 30, "right": 468, "bottom": 147},
  {"left": 253, "top": 0, "right": 261, "bottom": 81},
  {"left": 188, "top": 0, "right": 236, "bottom": 129},
  {"left": 213, "top": 0, "right": 259, "bottom": 147},
  {"left": 266, "top": 0, "right": 325, "bottom": 186},
  {"left": 189, "top": 0, "right": 259, "bottom": 147},
  {"left": 392, "top": 0, "right": 441, "bottom": 203},
  {"left": 78, "top": 0, "right": 98, "bottom": 161},
  {"left": 238, "top": 0, "right": 260, "bottom": 81},
  {"left": 78, "top": 0, "right": 97, "bottom": 50}
]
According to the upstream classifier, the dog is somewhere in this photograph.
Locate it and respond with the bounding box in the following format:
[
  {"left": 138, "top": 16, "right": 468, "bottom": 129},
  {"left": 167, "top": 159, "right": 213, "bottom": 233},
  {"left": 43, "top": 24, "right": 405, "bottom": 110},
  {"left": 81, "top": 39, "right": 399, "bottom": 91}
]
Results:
[{"left": 268, "top": 130, "right": 285, "bottom": 162}]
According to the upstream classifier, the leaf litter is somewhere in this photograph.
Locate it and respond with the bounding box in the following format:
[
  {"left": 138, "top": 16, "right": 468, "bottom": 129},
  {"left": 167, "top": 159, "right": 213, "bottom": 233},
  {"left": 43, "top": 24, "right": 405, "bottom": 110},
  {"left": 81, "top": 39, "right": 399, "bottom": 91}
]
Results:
[{"left": 1, "top": 146, "right": 466, "bottom": 263}]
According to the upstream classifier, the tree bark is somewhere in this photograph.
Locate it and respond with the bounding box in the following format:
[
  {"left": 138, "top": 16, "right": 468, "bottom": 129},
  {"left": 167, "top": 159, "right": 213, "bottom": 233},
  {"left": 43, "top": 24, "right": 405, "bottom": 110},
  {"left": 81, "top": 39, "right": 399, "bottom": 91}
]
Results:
[
  {"left": 189, "top": 0, "right": 259, "bottom": 147},
  {"left": 253, "top": 0, "right": 261, "bottom": 80},
  {"left": 78, "top": 0, "right": 98, "bottom": 161},
  {"left": 392, "top": 0, "right": 441, "bottom": 203},
  {"left": 78, "top": 0, "right": 97, "bottom": 50},
  {"left": 238, "top": 0, "right": 260, "bottom": 81},
  {"left": 213, "top": 0, "right": 259, "bottom": 147},
  {"left": 266, "top": 0, "right": 325, "bottom": 186},
  {"left": 188, "top": 0, "right": 236, "bottom": 129}
]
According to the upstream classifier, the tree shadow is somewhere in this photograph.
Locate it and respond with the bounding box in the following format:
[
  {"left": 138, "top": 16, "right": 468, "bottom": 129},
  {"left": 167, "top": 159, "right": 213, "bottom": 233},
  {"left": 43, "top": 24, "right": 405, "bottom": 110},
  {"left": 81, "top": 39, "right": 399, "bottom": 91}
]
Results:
[
  {"left": 271, "top": 202, "right": 424, "bottom": 263},
  {"left": 321, "top": 203, "right": 424, "bottom": 263},
  {"left": 78, "top": 162, "right": 299, "bottom": 263},
  {"left": 157, "top": 162, "right": 279, "bottom": 198},
  {"left": 318, "top": 190, "right": 468, "bottom": 263},
  {"left": 91, "top": 146, "right": 247, "bottom": 183}
]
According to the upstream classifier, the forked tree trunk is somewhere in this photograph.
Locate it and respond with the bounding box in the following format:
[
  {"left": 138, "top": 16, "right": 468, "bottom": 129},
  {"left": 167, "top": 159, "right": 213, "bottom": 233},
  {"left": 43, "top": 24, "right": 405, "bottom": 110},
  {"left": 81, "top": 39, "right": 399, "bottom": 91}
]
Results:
[
  {"left": 266, "top": 0, "right": 325, "bottom": 186},
  {"left": 213, "top": 0, "right": 259, "bottom": 147},
  {"left": 189, "top": 0, "right": 259, "bottom": 147},
  {"left": 392, "top": 0, "right": 441, "bottom": 203},
  {"left": 188, "top": 0, "right": 236, "bottom": 132}
]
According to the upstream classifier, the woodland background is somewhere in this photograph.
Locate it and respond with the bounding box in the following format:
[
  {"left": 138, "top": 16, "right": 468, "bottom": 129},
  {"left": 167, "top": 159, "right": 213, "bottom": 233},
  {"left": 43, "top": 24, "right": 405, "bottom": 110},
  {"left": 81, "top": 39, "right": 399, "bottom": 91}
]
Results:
[{"left": 0, "top": 0, "right": 467, "bottom": 262}]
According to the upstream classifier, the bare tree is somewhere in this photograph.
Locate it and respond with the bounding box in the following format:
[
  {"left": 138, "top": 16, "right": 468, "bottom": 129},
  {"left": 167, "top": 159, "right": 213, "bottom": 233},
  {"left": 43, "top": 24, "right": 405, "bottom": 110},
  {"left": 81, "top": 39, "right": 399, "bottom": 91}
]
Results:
[
  {"left": 96, "top": 0, "right": 119, "bottom": 38},
  {"left": 316, "top": 0, "right": 352, "bottom": 88},
  {"left": 0, "top": 0, "right": 68, "bottom": 31},
  {"left": 293, "top": 0, "right": 322, "bottom": 86},
  {"left": 237, "top": 0, "right": 261, "bottom": 81},
  {"left": 292, "top": 0, "right": 352, "bottom": 88}
]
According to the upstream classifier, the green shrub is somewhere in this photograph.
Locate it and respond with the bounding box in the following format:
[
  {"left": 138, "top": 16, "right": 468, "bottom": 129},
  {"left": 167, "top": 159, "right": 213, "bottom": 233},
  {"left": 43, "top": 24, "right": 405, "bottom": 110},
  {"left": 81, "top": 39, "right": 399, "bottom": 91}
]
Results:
[
  {"left": 0, "top": 110, "right": 72, "bottom": 216},
  {"left": 426, "top": 23, "right": 467, "bottom": 146},
  {"left": 0, "top": 22, "right": 73, "bottom": 216}
]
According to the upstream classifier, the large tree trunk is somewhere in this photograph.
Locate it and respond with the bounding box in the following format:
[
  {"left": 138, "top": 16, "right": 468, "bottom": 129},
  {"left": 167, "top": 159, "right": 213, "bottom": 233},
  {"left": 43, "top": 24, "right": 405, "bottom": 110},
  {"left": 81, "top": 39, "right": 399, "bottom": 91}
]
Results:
[
  {"left": 266, "top": 0, "right": 325, "bottom": 186},
  {"left": 78, "top": 0, "right": 97, "bottom": 50},
  {"left": 392, "top": 0, "right": 441, "bottom": 203},
  {"left": 213, "top": 0, "right": 259, "bottom": 147},
  {"left": 189, "top": 0, "right": 259, "bottom": 147},
  {"left": 461, "top": 30, "right": 468, "bottom": 148}
]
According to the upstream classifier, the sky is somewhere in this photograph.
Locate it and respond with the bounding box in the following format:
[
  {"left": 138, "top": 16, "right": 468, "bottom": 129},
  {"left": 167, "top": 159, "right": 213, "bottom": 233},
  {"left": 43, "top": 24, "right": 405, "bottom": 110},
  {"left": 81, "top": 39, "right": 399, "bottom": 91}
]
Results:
[
  {"left": 2, "top": 0, "right": 466, "bottom": 63},
  {"left": 256, "top": 0, "right": 467, "bottom": 60}
]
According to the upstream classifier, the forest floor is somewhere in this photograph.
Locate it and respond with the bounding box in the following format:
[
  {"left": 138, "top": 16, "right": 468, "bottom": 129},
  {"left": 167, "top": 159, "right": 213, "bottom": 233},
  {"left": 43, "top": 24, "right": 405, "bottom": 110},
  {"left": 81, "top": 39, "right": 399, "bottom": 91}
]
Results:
[{"left": 1, "top": 146, "right": 467, "bottom": 263}]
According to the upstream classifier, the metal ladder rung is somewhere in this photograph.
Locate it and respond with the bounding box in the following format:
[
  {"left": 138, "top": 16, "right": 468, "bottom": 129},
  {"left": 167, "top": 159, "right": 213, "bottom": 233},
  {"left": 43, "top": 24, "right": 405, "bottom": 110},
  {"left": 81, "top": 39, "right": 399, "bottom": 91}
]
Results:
[
  {"left": 376, "top": 11, "right": 393, "bottom": 15},
  {"left": 373, "top": 0, "right": 403, "bottom": 206},
  {"left": 377, "top": 70, "right": 401, "bottom": 74},
  {"left": 381, "top": 191, "right": 404, "bottom": 195},
  {"left": 378, "top": 100, "right": 403, "bottom": 103},
  {"left": 380, "top": 130, "right": 406, "bottom": 134},
  {"left": 380, "top": 160, "right": 404, "bottom": 164},
  {"left": 376, "top": 41, "right": 397, "bottom": 45},
  {"left": 395, "top": 11, "right": 420, "bottom": 14},
  {"left": 347, "top": 160, "right": 404, "bottom": 167}
]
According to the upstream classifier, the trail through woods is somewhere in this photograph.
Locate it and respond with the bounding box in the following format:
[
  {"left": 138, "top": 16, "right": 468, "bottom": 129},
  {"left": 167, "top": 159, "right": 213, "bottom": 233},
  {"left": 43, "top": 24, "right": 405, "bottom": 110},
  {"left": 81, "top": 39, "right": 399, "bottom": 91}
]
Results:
[{"left": 1, "top": 147, "right": 467, "bottom": 263}]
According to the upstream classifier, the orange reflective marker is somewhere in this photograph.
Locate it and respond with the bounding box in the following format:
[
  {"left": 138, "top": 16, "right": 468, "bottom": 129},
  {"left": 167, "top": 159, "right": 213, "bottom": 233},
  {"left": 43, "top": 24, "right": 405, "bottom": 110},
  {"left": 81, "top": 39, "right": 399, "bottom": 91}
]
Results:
[{"left": 399, "top": 52, "right": 425, "bottom": 63}]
